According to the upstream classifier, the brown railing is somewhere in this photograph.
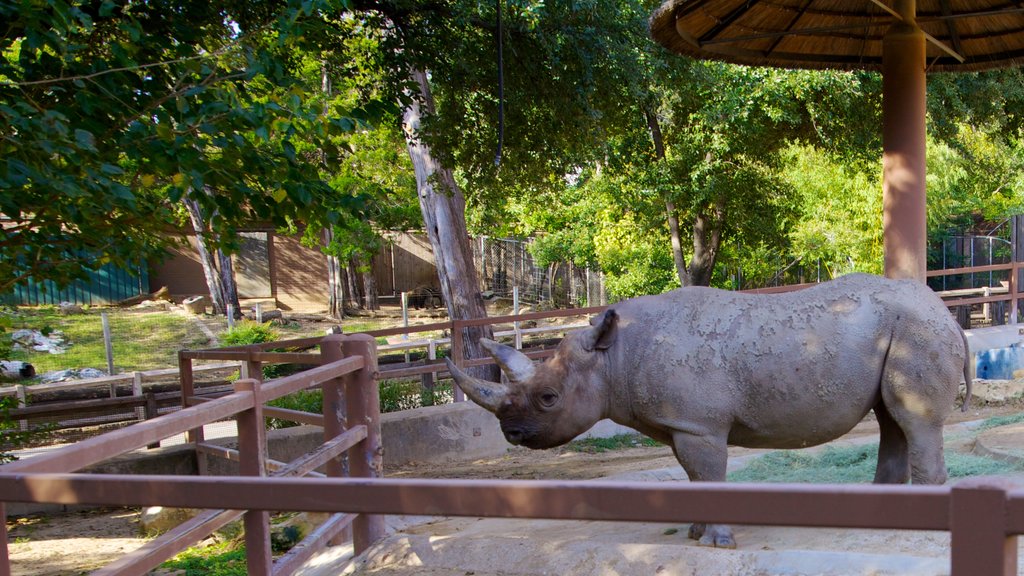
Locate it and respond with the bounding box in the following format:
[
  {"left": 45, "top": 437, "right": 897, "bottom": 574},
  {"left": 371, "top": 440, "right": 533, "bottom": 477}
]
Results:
[
  {"left": 6, "top": 268, "right": 1024, "bottom": 575},
  {"left": 0, "top": 333, "right": 381, "bottom": 576}
]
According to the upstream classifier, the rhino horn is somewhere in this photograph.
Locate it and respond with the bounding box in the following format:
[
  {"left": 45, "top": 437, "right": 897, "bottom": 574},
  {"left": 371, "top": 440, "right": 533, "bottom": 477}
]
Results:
[
  {"left": 479, "top": 338, "right": 536, "bottom": 385},
  {"left": 445, "top": 358, "right": 509, "bottom": 413}
]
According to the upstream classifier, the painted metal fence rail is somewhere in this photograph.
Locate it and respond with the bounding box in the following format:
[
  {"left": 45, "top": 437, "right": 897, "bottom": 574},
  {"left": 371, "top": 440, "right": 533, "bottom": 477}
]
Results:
[
  {"left": 4, "top": 266, "right": 1024, "bottom": 574},
  {"left": 2, "top": 264, "right": 148, "bottom": 307},
  {"left": 0, "top": 333, "right": 381, "bottom": 576}
]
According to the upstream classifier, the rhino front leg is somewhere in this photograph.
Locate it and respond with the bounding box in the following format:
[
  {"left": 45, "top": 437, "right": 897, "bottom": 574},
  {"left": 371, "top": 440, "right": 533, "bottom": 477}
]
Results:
[{"left": 670, "top": 430, "right": 736, "bottom": 549}]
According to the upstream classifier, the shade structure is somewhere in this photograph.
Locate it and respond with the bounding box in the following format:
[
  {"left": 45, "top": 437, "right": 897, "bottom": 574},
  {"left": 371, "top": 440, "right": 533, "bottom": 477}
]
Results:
[{"left": 650, "top": 1, "right": 1024, "bottom": 281}]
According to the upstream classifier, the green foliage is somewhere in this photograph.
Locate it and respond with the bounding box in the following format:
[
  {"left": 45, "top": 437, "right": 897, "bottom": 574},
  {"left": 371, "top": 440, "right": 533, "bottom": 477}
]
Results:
[
  {"left": 161, "top": 540, "right": 247, "bottom": 576},
  {"left": 1, "top": 396, "right": 31, "bottom": 463},
  {"left": 780, "top": 144, "right": 883, "bottom": 277},
  {"left": 220, "top": 321, "right": 279, "bottom": 347},
  {"left": 564, "top": 433, "right": 659, "bottom": 454},
  {"left": 380, "top": 379, "right": 452, "bottom": 412},
  {"left": 594, "top": 211, "right": 679, "bottom": 300},
  {"left": 978, "top": 412, "right": 1024, "bottom": 431},
  {"left": 266, "top": 389, "right": 322, "bottom": 429},
  {"left": 0, "top": 0, "right": 389, "bottom": 294},
  {"left": 729, "top": 443, "right": 1024, "bottom": 484}
]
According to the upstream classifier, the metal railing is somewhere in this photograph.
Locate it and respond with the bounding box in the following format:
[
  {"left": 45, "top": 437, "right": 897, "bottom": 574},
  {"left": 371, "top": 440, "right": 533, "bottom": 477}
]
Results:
[
  {"left": 0, "top": 333, "right": 381, "bottom": 576},
  {"left": 5, "top": 268, "right": 1024, "bottom": 575}
]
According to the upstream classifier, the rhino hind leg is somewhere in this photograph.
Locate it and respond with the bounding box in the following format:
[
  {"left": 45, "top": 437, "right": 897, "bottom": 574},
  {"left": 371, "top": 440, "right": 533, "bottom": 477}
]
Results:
[
  {"left": 670, "top": 430, "right": 737, "bottom": 548},
  {"left": 872, "top": 401, "right": 910, "bottom": 484},
  {"left": 687, "top": 522, "right": 736, "bottom": 548},
  {"left": 878, "top": 329, "right": 958, "bottom": 485}
]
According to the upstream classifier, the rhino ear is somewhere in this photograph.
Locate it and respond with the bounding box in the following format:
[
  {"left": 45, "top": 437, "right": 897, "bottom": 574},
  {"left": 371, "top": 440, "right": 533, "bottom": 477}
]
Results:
[{"left": 582, "top": 309, "right": 618, "bottom": 352}]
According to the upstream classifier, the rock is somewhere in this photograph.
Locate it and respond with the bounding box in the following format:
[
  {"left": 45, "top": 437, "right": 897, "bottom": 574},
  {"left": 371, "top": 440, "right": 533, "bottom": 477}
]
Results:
[
  {"left": 39, "top": 368, "right": 106, "bottom": 383},
  {"left": 11, "top": 329, "right": 68, "bottom": 354},
  {"left": 0, "top": 360, "right": 35, "bottom": 379},
  {"left": 182, "top": 295, "right": 208, "bottom": 315},
  {"left": 58, "top": 302, "right": 83, "bottom": 315},
  {"left": 139, "top": 506, "right": 199, "bottom": 535},
  {"left": 253, "top": 310, "right": 283, "bottom": 322},
  {"left": 134, "top": 299, "right": 171, "bottom": 310},
  {"left": 966, "top": 378, "right": 1024, "bottom": 404}
]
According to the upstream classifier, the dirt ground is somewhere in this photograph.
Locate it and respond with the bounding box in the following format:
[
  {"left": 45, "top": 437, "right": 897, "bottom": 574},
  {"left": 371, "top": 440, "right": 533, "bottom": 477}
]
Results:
[{"left": 5, "top": 402, "right": 1022, "bottom": 576}]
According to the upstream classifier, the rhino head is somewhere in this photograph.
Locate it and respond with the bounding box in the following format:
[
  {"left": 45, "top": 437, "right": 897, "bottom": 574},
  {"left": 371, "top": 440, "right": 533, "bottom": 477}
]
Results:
[{"left": 446, "top": 309, "right": 618, "bottom": 449}]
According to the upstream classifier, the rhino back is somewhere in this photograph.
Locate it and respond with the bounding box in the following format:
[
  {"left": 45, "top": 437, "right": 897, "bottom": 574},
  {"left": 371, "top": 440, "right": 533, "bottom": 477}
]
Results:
[{"left": 603, "top": 273, "right": 960, "bottom": 448}]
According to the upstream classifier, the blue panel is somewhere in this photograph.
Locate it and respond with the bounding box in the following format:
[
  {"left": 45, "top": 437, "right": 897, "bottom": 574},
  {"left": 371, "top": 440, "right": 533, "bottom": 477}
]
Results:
[
  {"left": 976, "top": 345, "right": 1024, "bottom": 380},
  {"left": 2, "top": 263, "right": 148, "bottom": 306}
]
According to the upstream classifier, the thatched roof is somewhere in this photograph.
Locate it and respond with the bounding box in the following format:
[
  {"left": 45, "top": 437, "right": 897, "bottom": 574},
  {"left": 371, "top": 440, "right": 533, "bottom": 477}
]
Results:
[{"left": 650, "top": 1, "right": 1024, "bottom": 73}]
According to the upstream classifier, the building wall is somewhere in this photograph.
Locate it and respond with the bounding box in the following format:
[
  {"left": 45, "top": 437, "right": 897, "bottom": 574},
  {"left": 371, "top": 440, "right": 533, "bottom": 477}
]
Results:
[
  {"left": 150, "top": 230, "right": 441, "bottom": 311},
  {"left": 273, "top": 234, "right": 330, "bottom": 312}
]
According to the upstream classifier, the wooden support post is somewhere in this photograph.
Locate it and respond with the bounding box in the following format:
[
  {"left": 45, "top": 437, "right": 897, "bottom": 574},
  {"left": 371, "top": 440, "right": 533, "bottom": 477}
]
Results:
[
  {"left": 145, "top": 391, "right": 160, "bottom": 449},
  {"left": 420, "top": 340, "right": 436, "bottom": 400},
  {"left": 1, "top": 502, "right": 10, "bottom": 576},
  {"left": 101, "top": 312, "right": 115, "bottom": 376},
  {"left": 133, "top": 372, "right": 145, "bottom": 421},
  {"left": 450, "top": 322, "right": 464, "bottom": 402},
  {"left": 14, "top": 385, "right": 27, "bottom": 432},
  {"left": 1012, "top": 262, "right": 1020, "bottom": 325},
  {"left": 951, "top": 479, "right": 1017, "bottom": 576},
  {"left": 513, "top": 286, "right": 522, "bottom": 350},
  {"left": 319, "top": 334, "right": 351, "bottom": 545},
  {"left": 342, "top": 334, "right": 385, "bottom": 554},
  {"left": 234, "top": 378, "right": 271, "bottom": 576},
  {"left": 178, "top": 352, "right": 204, "bottom": 445}
]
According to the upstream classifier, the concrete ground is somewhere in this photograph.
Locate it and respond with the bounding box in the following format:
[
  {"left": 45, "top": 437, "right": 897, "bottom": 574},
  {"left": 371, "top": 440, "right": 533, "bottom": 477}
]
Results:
[{"left": 296, "top": 419, "right": 1024, "bottom": 576}]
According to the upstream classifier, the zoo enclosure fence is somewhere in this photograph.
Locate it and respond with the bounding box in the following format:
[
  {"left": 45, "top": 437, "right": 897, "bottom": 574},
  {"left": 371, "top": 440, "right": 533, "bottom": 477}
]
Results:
[
  {"left": 5, "top": 261, "right": 1022, "bottom": 445},
  {"left": 1, "top": 330, "right": 1024, "bottom": 575}
]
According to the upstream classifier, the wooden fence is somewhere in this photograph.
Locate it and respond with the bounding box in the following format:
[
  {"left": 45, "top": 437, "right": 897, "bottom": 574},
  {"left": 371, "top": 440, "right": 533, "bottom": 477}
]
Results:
[
  {"left": 0, "top": 333, "right": 381, "bottom": 576},
  {"left": 3, "top": 268, "right": 1024, "bottom": 574}
]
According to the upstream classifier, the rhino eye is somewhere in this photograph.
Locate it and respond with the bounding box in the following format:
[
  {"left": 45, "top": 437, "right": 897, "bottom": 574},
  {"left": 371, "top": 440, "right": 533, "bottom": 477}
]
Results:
[{"left": 538, "top": 390, "right": 559, "bottom": 408}]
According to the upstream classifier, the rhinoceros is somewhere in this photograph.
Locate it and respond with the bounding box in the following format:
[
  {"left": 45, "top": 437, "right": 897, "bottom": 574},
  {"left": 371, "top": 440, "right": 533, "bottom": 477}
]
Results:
[{"left": 446, "top": 273, "right": 971, "bottom": 549}]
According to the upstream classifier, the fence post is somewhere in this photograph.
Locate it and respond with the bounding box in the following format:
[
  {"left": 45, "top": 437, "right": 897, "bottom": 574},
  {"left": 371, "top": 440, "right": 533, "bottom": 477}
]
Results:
[
  {"left": 513, "top": 286, "right": 522, "bottom": 350},
  {"left": 227, "top": 304, "right": 235, "bottom": 330},
  {"left": 255, "top": 302, "right": 263, "bottom": 323},
  {"left": 1007, "top": 261, "right": 1015, "bottom": 323},
  {"left": 14, "top": 385, "right": 27, "bottom": 432},
  {"left": 451, "top": 321, "right": 465, "bottom": 402},
  {"left": 101, "top": 312, "right": 115, "bottom": 376},
  {"left": 950, "top": 478, "right": 1017, "bottom": 576},
  {"left": 342, "top": 334, "right": 385, "bottom": 554},
  {"left": 1, "top": 502, "right": 9, "bottom": 576},
  {"left": 132, "top": 372, "right": 145, "bottom": 421},
  {"left": 319, "top": 334, "right": 351, "bottom": 545},
  {"left": 178, "top": 352, "right": 204, "bottom": 447},
  {"left": 234, "top": 377, "right": 271, "bottom": 576}
]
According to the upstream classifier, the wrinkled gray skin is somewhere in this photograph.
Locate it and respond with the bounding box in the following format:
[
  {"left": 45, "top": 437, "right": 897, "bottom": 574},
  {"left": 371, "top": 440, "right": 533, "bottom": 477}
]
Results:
[{"left": 446, "top": 273, "right": 972, "bottom": 549}]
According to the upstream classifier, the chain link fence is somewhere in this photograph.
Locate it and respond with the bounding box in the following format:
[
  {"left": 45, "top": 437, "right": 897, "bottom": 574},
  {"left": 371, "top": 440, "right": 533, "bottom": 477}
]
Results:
[{"left": 472, "top": 237, "right": 606, "bottom": 308}]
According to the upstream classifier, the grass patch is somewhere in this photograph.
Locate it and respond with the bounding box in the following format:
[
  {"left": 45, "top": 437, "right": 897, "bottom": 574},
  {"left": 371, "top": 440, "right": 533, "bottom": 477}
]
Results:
[
  {"left": 161, "top": 540, "right": 247, "bottom": 576},
  {"left": 6, "top": 308, "right": 210, "bottom": 373},
  {"left": 978, "top": 412, "right": 1024, "bottom": 431},
  {"left": 564, "top": 434, "right": 660, "bottom": 454},
  {"left": 728, "top": 443, "right": 1024, "bottom": 484}
]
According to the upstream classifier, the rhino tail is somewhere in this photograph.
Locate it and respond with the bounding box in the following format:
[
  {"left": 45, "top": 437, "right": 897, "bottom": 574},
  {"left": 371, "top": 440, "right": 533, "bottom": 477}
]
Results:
[{"left": 960, "top": 326, "right": 973, "bottom": 413}]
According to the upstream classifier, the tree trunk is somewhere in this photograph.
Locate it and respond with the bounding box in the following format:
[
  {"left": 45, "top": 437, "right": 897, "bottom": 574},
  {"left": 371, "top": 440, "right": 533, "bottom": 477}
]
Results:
[
  {"left": 359, "top": 256, "right": 379, "bottom": 310},
  {"left": 218, "top": 249, "right": 240, "bottom": 317},
  {"left": 182, "top": 195, "right": 227, "bottom": 315},
  {"left": 323, "top": 228, "right": 345, "bottom": 320},
  {"left": 685, "top": 201, "right": 725, "bottom": 287},
  {"left": 644, "top": 107, "right": 689, "bottom": 286},
  {"left": 345, "top": 258, "right": 363, "bottom": 310},
  {"left": 402, "top": 69, "right": 496, "bottom": 380}
]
